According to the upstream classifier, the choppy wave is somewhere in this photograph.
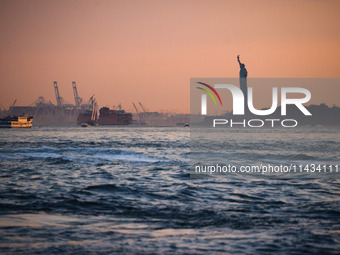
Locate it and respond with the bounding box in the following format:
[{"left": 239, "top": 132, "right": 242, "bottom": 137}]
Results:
[
  {"left": 0, "top": 126, "right": 339, "bottom": 254},
  {"left": 0, "top": 146, "right": 168, "bottom": 164}
]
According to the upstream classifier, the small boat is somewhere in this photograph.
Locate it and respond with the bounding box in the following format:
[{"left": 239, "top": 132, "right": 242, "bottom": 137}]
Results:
[
  {"left": 176, "top": 122, "right": 190, "bottom": 127},
  {"left": 0, "top": 115, "right": 33, "bottom": 128}
]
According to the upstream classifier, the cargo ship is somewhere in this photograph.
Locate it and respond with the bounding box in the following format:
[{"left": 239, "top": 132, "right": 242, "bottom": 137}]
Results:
[
  {"left": 0, "top": 115, "right": 33, "bottom": 128},
  {"left": 98, "top": 107, "right": 132, "bottom": 125},
  {"left": 77, "top": 106, "right": 132, "bottom": 125}
]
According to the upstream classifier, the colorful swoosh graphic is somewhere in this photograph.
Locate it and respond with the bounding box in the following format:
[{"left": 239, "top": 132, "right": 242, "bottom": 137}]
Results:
[
  {"left": 196, "top": 87, "right": 217, "bottom": 105},
  {"left": 196, "top": 82, "right": 223, "bottom": 106}
]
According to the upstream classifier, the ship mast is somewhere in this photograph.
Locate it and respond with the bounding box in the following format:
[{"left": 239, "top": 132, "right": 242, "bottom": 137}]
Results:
[{"left": 90, "top": 97, "right": 99, "bottom": 122}]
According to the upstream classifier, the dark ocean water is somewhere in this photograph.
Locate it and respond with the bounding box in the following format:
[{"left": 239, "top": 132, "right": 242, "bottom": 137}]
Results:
[{"left": 0, "top": 126, "right": 339, "bottom": 254}]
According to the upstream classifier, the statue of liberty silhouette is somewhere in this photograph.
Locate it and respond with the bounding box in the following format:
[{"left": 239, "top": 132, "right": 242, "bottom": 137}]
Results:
[{"left": 237, "top": 55, "right": 248, "bottom": 112}]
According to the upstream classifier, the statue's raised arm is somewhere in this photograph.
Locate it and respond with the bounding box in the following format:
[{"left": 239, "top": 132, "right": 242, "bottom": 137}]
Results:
[{"left": 237, "top": 55, "right": 242, "bottom": 67}]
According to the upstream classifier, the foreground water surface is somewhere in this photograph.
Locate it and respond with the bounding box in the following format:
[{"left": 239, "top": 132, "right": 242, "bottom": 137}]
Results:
[{"left": 0, "top": 126, "right": 339, "bottom": 254}]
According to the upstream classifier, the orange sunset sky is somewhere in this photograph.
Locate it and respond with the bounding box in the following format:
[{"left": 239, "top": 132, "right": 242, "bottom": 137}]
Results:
[{"left": 0, "top": 0, "right": 339, "bottom": 113}]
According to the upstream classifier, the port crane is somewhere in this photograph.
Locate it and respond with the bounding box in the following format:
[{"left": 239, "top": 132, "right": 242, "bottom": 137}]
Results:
[
  {"left": 139, "top": 102, "right": 147, "bottom": 113},
  {"left": 53, "top": 81, "right": 63, "bottom": 107},
  {"left": 7, "top": 99, "right": 17, "bottom": 115},
  {"left": 0, "top": 103, "right": 6, "bottom": 111},
  {"left": 31, "top": 96, "right": 46, "bottom": 106},
  {"left": 133, "top": 103, "right": 140, "bottom": 121},
  {"left": 133, "top": 103, "right": 139, "bottom": 115},
  {"left": 72, "top": 82, "right": 82, "bottom": 107}
]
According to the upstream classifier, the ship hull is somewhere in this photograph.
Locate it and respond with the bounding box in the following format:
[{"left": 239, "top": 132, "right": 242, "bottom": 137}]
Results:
[
  {"left": 77, "top": 112, "right": 92, "bottom": 124},
  {"left": 77, "top": 107, "right": 132, "bottom": 125},
  {"left": 99, "top": 115, "right": 132, "bottom": 125},
  {"left": 98, "top": 107, "right": 132, "bottom": 125}
]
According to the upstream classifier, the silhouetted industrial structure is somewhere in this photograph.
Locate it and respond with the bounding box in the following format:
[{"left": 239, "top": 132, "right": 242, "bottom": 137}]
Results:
[{"left": 1, "top": 82, "right": 92, "bottom": 125}]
